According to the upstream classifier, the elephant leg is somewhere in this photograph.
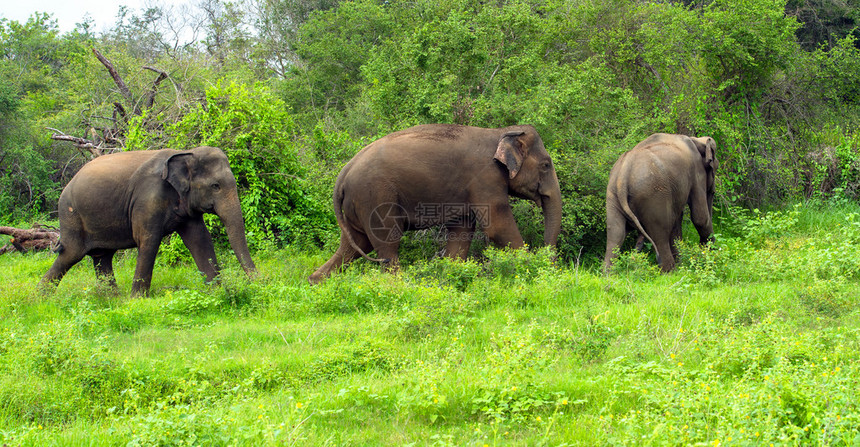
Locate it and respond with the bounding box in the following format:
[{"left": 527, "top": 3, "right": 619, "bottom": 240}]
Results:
[
  {"left": 604, "top": 205, "right": 628, "bottom": 272},
  {"left": 443, "top": 220, "right": 475, "bottom": 260},
  {"left": 372, "top": 239, "right": 401, "bottom": 273},
  {"left": 365, "top": 203, "right": 404, "bottom": 273},
  {"left": 91, "top": 249, "right": 118, "bottom": 289},
  {"left": 176, "top": 219, "right": 220, "bottom": 283},
  {"left": 131, "top": 235, "right": 162, "bottom": 296},
  {"left": 634, "top": 232, "right": 646, "bottom": 252},
  {"left": 308, "top": 229, "right": 373, "bottom": 284},
  {"left": 40, "top": 245, "right": 87, "bottom": 290},
  {"left": 670, "top": 217, "right": 683, "bottom": 261},
  {"left": 482, "top": 205, "right": 525, "bottom": 250},
  {"left": 652, "top": 233, "right": 676, "bottom": 273},
  {"left": 638, "top": 206, "right": 678, "bottom": 272},
  {"left": 689, "top": 188, "right": 714, "bottom": 245}
]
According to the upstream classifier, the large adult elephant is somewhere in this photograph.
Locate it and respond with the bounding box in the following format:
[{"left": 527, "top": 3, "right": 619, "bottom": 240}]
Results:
[
  {"left": 40, "top": 146, "right": 257, "bottom": 295},
  {"left": 604, "top": 133, "right": 717, "bottom": 273},
  {"left": 309, "top": 124, "right": 562, "bottom": 283}
]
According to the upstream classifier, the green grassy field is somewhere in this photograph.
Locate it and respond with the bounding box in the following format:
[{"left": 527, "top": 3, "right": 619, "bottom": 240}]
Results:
[{"left": 1, "top": 201, "right": 859, "bottom": 446}]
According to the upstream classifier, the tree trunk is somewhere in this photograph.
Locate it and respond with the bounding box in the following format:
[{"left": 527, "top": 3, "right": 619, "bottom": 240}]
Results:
[{"left": 0, "top": 226, "right": 59, "bottom": 254}]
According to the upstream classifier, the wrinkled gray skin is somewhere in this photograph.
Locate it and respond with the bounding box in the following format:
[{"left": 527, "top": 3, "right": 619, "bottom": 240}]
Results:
[
  {"left": 604, "top": 133, "right": 717, "bottom": 273},
  {"left": 40, "top": 146, "right": 257, "bottom": 295},
  {"left": 309, "top": 124, "right": 563, "bottom": 284}
]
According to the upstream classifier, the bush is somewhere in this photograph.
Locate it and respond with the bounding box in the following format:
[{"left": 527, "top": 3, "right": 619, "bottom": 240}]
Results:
[
  {"left": 140, "top": 81, "right": 336, "bottom": 250},
  {"left": 483, "top": 245, "right": 557, "bottom": 283},
  {"left": 408, "top": 257, "right": 482, "bottom": 292}
]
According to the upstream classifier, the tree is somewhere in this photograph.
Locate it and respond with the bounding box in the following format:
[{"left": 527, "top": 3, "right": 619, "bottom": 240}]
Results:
[
  {"left": 282, "top": 0, "right": 394, "bottom": 119},
  {"left": 251, "top": 0, "right": 341, "bottom": 77},
  {"left": 786, "top": 0, "right": 860, "bottom": 50},
  {"left": 105, "top": 4, "right": 202, "bottom": 61},
  {"left": 0, "top": 14, "right": 79, "bottom": 221},
  {"left": 200, "top": 0, "right": 253, "bottom": 69},
  {"left": 48, "top": 47, "right": 182, "bottom": 157}
]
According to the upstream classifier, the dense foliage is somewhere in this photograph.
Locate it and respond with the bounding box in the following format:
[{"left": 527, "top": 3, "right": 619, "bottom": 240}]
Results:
[
  {"left": 3, "top": 0, "right": 860, "bottom": 261},
  {"left": 2, "top": 1, "right": 860, "bottom": 444}
]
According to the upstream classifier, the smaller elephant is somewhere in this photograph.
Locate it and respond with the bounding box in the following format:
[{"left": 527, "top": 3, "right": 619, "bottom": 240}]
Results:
[
  {"left": 40, "top": 146, "right": 257, "bottom": 295},
  {"left": 604, "top": 133, "right": 717, "bottom": 272}
]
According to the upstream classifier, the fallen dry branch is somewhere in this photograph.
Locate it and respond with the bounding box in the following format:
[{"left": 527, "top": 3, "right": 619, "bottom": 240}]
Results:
[
  {"left": 48, "top": 129, "right": 106, "bottom": 158},
  {"left": 0, "top": 225, "right": 59, "bottom": 254}
]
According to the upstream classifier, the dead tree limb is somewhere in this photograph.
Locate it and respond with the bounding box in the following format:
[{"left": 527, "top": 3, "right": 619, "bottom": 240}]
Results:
[
  {"left": 113, "top": 102, "right": 128, "bottom": 123},
  {"left": 0, "top": 225, "right": 59, "bottom": 254},
  {"left": 143, "top": 66, "right": 169, "bottom": 109},
  {"left": 93, "top": 47, "right": 134, "bottom": 104},
  {"left": 47, "top": 128, "right": 105, "bottom": 158},
  {"left": 50, "top": 48, "right": 177, "bottom": 156}
]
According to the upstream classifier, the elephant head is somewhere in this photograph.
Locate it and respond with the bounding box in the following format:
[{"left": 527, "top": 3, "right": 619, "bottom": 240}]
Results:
[
  {"left": 690, "top": 136, "right": 718, "bottom": 215},
  {"left": 161, "top": 146, "right": 257, "bottom": 275},
  {"left": 493, "top": 129, "right": 562, "bottom": 247}
]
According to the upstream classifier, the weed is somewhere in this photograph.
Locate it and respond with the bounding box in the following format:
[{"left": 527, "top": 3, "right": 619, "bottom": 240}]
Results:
[
  {"left": 483, "top": 245, "right": 557, "bottom": 283},
  {"left": 303, "top": 339, "right": 395, "bottom": 383},
  {"left": 469, "top": 320, "right": 568, "bottom": 425},
  {"left": 408, "top": 257, "right": 482, "bottom": 292},
  {"left": 798, "top": 277, "right": 854, "bottom": 318},
  {"left": 162, "top": 288, "right": 225, "bottom": 316},
  {"left": 607, "top": 248, "right": 660, "bottom": 280},
  {"left": 155, "top": 234, "right": 193, "bottom": 268}
]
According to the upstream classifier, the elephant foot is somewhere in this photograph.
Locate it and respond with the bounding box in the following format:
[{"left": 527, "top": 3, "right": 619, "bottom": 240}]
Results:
[
  {"left": 308, "top": 272, "right": 326, "bottom": 285},
  {"left": 381, "top": 258, "right": 400, "bottom": 274},
  {"left": 130, "top": 282, "right": 151, "bottom": 298},
  {"left": 36, "top": 279, "right": 58, "bottom": 296}
]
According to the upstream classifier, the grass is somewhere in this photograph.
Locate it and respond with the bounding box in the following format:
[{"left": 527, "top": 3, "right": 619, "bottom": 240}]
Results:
[{"left": 0, "top": 200, "right": 859, "bottom": 445}]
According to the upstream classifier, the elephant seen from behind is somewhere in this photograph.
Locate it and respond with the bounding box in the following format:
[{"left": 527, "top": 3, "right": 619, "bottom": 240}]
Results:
[
  {"left": 604, "top": 133, "right": 717, "bottom": 272},
  {"left": 309, "top": 124, "right": 563, "bottom": 283},
  {"left": 40, "top": 146, "right": 257, "bottom": 295}
]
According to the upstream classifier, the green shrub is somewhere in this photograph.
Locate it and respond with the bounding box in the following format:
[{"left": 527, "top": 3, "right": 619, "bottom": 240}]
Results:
[
  {"left": 408, "top": 257, "right": 482, "bottom": 292},
  {"left": 483, "top": 245, "right": 557, "bottom": 283},
  {"left": 155, "top": 235, "right": 193, "bottom": 268},
  {"left": 676, "top": 239, "right": 721, "bottom": 286},
  {"left": 741, "top": 205, "right": 801, "bottom": 246},
  {"left": 302, "top": 339, "right": 395, "bottom": 383},
  {"left": 162, "top": 289, "right": 225, "bottom": 316},
  {"left": 128, "top": 81, "right": 336, "bottom": 251},
  {"left": 606, "top": 248, "right": 660, "bottom": 280}
]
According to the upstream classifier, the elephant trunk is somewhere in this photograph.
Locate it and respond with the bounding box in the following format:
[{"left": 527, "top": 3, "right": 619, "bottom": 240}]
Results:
[
  {"left": 540, "top": 173, "right": 562, "bottom": 247},
  {"left": 215, "top": 196, "right": 257, "bottom": 277}
]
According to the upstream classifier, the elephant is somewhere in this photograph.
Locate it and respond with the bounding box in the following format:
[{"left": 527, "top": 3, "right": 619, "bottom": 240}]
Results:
[
  {"left": 604, "top": 133, "right": 717, "bottom": 273},
  {"left": 308, "top": 124, "right": 562, "bottom": 283},
  {"left": 40, "top": 146, "right": 257, "bottom": 295}
]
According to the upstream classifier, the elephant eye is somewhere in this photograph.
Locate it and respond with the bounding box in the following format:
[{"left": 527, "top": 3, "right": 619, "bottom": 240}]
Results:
[
  {"left": 541, "top": 161, "right": 552, "bottom": 171},
  {"left": 211, "top": 183, "right": 221, "bottom": 191}
]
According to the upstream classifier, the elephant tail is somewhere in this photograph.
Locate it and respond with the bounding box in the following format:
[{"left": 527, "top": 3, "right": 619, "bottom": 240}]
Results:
[
  {"left": 617, "top": 175, "right": 659, "bottom": 259},
  {"left": 334, "top": 186, "right": 386, "bottom": 264}
]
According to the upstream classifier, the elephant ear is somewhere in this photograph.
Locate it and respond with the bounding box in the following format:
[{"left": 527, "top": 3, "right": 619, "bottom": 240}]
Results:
[
  {"left": 161, "top": 151, "right": 195, "bottom": 197},
  {"left": 494, "top": 131, "right": 527, "bottom": 179},
  {"left": 693, "top": 136, "right": 718, "bottom": 171}
]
